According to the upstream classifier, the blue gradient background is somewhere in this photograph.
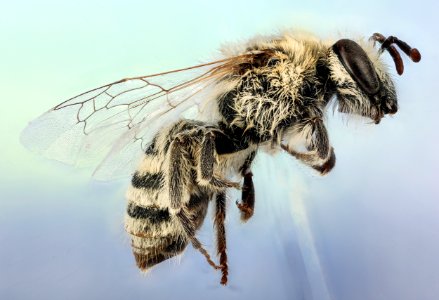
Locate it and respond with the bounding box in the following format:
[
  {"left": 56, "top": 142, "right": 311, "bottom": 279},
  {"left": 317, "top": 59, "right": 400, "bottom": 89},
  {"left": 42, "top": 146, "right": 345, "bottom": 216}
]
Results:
[{"left": 1, "top": 1, "right": 438, "bottom": 299}]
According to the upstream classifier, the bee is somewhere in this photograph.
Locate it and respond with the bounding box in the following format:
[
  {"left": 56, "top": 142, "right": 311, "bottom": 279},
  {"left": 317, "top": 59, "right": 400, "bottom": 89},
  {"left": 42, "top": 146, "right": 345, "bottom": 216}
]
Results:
[{"left": 21, "top": 31, "right": 421, "bottom": 285}]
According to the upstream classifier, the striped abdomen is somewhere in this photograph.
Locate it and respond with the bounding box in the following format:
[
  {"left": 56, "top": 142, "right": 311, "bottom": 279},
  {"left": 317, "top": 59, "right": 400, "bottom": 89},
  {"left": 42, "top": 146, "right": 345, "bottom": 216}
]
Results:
[{"left": 124, "top": 121, "right": 212, "bottom": 270}]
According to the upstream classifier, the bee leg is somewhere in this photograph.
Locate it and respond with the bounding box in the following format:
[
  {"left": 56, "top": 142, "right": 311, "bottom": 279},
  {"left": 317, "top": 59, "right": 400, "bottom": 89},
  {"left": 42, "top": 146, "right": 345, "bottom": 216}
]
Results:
[
  {"left": 215, "top": 192, "right": 228, "bottom": 285},
  {"left": 176, "top": 208, "right": 221, "bottom": 270},
  {"left": 191, "top": 237, "right": 222, "bottom": 271},
  {"left": 209, "top": 176, "right": 241, "bottom": 190},
  {"left": 283, "top": 119, "right": 336, "bottom": 175},
  {"left": 199, "top": 131, "right": 215, "bottom": 182},
  {"left": 197, "top": 130, "right": 240, "bottom": 190},
  {"left": 310, "top": 147, "right": 336, "bottom": 175},
  {"left": 236, "top": 152, "right": 256, "bottom": 221},
  {"left": 283, "top": 145, "right": 336, "bottom": 175},
  {"left": 237, "top": 171, "right": 255, "bottom": 221},
  {"left": 168, "top": 137, "right": 190, "bottom": 212}
]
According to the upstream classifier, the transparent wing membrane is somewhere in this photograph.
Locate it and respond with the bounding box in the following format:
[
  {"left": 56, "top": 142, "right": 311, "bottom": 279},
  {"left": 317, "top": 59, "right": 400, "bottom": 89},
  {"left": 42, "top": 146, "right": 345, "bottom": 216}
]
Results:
[{"left": 21, "top": 54, "right": 260, "bottom": 180}]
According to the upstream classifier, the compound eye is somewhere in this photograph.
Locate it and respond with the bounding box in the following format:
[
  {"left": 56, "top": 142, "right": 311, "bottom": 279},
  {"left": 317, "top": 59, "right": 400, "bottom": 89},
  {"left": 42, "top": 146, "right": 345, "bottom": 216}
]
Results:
[{"left": 333, "top": 39, "right": 380, "bottom": 95}]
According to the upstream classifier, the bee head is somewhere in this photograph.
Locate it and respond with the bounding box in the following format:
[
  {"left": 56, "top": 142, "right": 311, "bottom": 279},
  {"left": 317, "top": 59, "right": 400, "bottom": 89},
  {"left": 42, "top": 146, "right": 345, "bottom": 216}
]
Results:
[{"left": 327, "top": 35, "right": 420, "bottom": 124}]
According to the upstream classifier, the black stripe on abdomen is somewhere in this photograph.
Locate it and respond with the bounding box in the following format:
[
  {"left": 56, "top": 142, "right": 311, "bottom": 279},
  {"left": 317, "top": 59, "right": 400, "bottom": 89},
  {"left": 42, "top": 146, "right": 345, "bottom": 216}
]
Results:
[
  {"left": 127, "top": 202, "right": 170, "bottom": 223},
  {"left": 132, "top": 171, "right": 164, "bottom": 189}
]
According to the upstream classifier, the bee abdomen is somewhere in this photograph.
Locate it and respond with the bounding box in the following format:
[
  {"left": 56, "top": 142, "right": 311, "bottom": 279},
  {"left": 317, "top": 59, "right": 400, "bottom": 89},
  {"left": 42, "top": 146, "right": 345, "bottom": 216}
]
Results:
[
  {"left": 126, "top": 202, "right": 170, "bottom": 223},
  {"left": 131, "top": 171, "right": 164, "bottom": 190},
  {"left": 125, "top": 192, "right": 211, "bottom": 271}
]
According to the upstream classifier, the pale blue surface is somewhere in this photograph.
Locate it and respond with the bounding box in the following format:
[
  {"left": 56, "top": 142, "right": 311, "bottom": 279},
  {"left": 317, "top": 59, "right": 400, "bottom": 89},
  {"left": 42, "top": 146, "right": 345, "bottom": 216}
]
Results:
[{"left": 1, "top": 1, "right": 438, "bottom": 299}]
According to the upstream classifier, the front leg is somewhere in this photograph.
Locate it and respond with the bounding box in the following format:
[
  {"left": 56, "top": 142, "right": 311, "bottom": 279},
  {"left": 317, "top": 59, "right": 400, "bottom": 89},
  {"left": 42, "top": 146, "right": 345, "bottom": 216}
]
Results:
[
  {"left": 283, "top": 118, "right": 336, "bottom": 175},
  {"left": 282, "top": 145, "right": 336, "bottom": 175}
]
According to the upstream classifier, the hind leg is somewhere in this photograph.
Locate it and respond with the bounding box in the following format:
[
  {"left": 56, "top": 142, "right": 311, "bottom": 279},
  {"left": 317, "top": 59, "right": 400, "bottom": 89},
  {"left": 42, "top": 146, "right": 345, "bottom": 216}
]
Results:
[
  {"left": 168, "top": 125, "right": 239, "bottom": 213},
  {"left": 215, "top": 191, "right": 228, "bottom": 285},
  {"left": 175, "top": 207, "right": 220, "bottom": 271},
  {"left": 166, "top": 122, "right": 235, "bottom": 282}
]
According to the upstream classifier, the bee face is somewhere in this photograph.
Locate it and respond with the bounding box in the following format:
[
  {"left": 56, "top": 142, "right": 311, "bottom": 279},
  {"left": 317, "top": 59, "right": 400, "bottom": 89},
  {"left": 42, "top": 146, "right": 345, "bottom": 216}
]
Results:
[{"left": 328, "top": 39, "right": 397, "bottom": 124}]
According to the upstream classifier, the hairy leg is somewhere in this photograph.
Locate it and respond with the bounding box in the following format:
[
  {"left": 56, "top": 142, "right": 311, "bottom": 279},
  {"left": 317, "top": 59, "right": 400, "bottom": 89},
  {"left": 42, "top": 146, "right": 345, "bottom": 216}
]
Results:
[
  {"left": 236, "top": 151, "right": 256, "bottom": 221},
  {"left": 168, "top": 137, "right": 189, "bottom": 212},
  {"left": 283, "top": 118, "right": 336, "bottom": 175},
  {"left": 282, "top": 145, "right": 336, "bottom": 175},
  {"left": 176, "top": 208, "right": 221, "bottom": 270},
  {"left": 168, "top": 125, "right": 239, "bottom": 212},
  {"left": 195, "top": 129, "right": 240, "bottom": 190},
  {"left": 215, "top": 192, "right": 228, "bottom": 285},
  {"left": 199, "top": 131, "right": 215, "bottom": 182},
  {"left": 167, "top": 122, "right": 234, "bottom": 282}
]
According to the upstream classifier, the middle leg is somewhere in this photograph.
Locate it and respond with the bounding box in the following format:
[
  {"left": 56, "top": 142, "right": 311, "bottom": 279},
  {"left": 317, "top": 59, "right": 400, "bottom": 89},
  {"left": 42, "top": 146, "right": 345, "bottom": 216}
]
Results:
[{"left": 236, "top": 151, "right": 256, "bottom": 221}]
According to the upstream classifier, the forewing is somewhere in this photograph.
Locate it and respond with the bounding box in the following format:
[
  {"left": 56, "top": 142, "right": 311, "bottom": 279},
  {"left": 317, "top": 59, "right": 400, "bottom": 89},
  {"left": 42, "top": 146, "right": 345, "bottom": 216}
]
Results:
[
  {"left": 21, "top": 53, "right": 262, "bottom": 180},
  {"left": 21, "top": 61, "right": 222, "bottom": 179}
]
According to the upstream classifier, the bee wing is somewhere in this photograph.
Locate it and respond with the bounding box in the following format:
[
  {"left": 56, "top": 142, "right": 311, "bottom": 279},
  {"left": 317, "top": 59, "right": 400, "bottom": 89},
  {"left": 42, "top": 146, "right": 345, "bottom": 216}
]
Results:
[{"left": 21, "top": 54, "right": 259, "bottom": 180}]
